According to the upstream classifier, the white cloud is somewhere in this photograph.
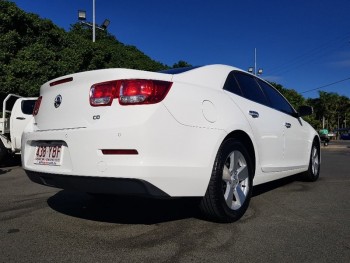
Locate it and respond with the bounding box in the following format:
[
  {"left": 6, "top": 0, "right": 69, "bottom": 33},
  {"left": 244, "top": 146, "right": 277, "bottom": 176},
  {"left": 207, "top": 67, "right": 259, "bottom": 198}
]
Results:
[
  {"left": 329, "top": 51, "right": 350, "bottom": 68},
  {"left": 329, "top": 59, "right": 350, "bottom": 68}
]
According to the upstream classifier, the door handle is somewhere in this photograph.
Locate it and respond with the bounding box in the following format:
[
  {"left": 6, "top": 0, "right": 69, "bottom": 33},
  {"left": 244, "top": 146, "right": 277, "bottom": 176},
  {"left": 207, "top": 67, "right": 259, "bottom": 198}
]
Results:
[
  {"left": 285, "top": 122, "right": 291, "bottom": 128},
  {"left": 249, "top": 111, "right": 259, "bottom": 118},
  {"left": 16, "top": 117, "right": 26, "bottom": 120}
]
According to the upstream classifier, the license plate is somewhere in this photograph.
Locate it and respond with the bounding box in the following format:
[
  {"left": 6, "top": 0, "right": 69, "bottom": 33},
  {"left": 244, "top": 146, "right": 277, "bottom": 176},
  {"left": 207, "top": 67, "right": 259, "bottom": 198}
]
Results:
[{"left": 34, "top": 144, "right": 64, "bottom": 166}]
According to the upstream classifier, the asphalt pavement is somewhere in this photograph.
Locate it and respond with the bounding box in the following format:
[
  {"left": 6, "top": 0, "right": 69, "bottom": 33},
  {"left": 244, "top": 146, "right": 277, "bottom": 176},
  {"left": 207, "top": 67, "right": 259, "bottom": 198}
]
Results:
[{"left": 0, "top": 141, "right": 349, "bottom": 262}]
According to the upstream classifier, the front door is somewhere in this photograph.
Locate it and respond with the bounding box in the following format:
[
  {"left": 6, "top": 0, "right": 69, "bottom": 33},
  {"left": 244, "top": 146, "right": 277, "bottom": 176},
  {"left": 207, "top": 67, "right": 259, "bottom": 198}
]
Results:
[{"left": 10, "top": 99, "right": 36, "bottom": 151}]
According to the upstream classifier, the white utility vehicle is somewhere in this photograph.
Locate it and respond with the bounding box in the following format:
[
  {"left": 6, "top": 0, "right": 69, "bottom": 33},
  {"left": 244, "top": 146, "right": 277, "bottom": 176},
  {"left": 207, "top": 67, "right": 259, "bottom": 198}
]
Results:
[{"left": 0, "top": 94, "right": 37, "bottom": 163}]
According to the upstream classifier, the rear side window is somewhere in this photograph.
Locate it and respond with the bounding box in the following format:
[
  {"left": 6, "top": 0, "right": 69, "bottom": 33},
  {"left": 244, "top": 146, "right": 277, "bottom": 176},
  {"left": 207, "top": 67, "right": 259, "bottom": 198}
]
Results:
[
  {"left": 256, "top": 79, "right": 295, "bottom": 115},
  {"left": 223, "top": 72, "right": 243, "bottom": 96},
  {"left": 233, "top": 72, "right": 269, "bottom": 106},
  {"left": 21, "top": 100, "right": 36, "bottom": 115}
]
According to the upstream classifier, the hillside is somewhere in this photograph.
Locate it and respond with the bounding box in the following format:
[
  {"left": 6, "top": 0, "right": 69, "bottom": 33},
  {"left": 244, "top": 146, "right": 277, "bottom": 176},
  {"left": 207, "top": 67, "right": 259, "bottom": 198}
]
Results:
[{"left": 0, "top": 0, "right": 167, "bottom": 97}]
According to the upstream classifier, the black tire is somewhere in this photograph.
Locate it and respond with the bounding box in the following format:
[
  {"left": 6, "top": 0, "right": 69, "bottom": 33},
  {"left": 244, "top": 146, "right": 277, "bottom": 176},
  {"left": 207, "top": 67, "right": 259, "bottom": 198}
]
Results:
[
  {"left": 301, "top": 142, "right": 320, "bottom": 182},
  {"left": 199, "top": 138, "right": 253, "bottom": 223}
]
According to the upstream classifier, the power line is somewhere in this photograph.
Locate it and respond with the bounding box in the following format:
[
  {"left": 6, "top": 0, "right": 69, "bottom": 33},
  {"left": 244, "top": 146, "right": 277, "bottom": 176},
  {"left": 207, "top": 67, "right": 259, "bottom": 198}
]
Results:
[
  {"left": 266, "top": 33, "right": 350, "bottom": 76},
  {"left": 301, "top": 77, "right": 350, "bottom": 94}
]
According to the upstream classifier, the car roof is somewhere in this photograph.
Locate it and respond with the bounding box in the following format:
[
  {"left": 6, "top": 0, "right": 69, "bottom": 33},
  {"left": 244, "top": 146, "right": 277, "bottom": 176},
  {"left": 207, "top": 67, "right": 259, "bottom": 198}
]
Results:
[{"left": 168, "top": 64, "right": 245, "bottom": 90}]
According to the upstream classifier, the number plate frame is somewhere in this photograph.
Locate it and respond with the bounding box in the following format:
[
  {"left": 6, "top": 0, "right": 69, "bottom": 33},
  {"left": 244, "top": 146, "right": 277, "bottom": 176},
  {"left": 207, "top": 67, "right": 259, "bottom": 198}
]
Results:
[{"left": 34, "top": 144, "right": 64, "bottom": 166}]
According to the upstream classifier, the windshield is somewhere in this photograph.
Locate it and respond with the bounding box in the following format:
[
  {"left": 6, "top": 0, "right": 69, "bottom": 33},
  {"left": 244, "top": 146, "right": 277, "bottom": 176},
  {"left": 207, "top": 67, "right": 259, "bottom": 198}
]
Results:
[{"left": 158, "top": 66, "right": 200, "bottom": 74}]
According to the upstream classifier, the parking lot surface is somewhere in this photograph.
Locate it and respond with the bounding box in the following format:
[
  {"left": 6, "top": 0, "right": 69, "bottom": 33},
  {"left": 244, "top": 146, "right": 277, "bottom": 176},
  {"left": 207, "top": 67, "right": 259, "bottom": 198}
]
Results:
[{"left": 1, "top": 141, "right": 349, "bottom": 262}]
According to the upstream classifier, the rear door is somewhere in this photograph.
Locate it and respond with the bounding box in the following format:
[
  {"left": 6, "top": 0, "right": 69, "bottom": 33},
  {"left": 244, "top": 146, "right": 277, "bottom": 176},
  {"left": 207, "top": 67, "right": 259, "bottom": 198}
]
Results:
[{"left": 223, "top": 71, "right": 285, "bottom": 172}]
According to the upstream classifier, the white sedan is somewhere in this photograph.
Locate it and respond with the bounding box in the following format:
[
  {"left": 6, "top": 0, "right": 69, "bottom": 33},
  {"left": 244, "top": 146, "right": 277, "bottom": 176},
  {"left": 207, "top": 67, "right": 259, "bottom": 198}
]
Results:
[{"left": 22, "top": 64, "right": 320, "bottom": 222}]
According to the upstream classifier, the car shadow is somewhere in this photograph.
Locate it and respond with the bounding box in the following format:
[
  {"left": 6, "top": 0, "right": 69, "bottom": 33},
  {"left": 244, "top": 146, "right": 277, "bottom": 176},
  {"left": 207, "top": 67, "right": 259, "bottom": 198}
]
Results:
[
  {"left": 47, "top": 191, "right": 201, "bottom": 225},
  {"left": 252, "top": 174, "right": 301, "bottom": 197},
  {"left": 47, "top": 174, "right": 304, "bottom": 225},
  {"left": 0, "top": 155, "right": 21, "bottom": 174},
  {"left": 0, "top": 168, "right": 12, "bottom": 175}
]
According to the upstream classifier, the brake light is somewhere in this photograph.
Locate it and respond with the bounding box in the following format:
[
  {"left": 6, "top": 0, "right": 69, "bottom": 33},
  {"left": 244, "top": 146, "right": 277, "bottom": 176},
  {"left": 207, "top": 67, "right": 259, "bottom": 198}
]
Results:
[
  {"left": 120, "top": 80, "right": 171, "bottom": 105},
  {"left": 89, "top": 79, "right": 172, "bottom": 106},
  {"left": 90, "top": 81, "right": 120, "bottom": 106},
  {"left": 33, "top": 96, "right": 42, "bottom": 116},
  {"left": 50, "top": 77, "right": 73, "bottom": 87}
]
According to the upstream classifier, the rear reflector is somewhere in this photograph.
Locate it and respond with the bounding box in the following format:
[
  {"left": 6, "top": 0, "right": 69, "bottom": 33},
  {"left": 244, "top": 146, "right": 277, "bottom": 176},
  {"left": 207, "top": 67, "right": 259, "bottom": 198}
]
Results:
[
  {"left": 33, "top": 96, "right": 42, "bottom": 116},
  {"left": 89, "top": 79, "right": 172, "bottom": 106},
  {"left": 50, "top": 77, "right": 73, "bottom": 87},
  {"left": 102, "top": 149, "right": 138, "bottom": 155}
]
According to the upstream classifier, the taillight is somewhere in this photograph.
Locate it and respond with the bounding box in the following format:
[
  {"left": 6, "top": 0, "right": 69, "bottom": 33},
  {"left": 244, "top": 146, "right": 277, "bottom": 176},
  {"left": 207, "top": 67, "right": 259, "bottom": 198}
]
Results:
[
  {"left": 90, "top": 81, "right": 120, "bottom": 107},
  {"left": 33, "top": 96, "right": 42, "bottom": 116},
  {"left": 120, "top": 80, "right": 172, "bottom": 105},
  {"left": 89, "top": 79, "right": 172, "bottom": 106}
]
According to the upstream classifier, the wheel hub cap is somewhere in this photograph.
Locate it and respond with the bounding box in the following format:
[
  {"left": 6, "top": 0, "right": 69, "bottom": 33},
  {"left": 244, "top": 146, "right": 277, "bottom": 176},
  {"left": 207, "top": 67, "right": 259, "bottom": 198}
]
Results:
[{"left": 222, "top": 150, "right": 249, "bottom": 210}]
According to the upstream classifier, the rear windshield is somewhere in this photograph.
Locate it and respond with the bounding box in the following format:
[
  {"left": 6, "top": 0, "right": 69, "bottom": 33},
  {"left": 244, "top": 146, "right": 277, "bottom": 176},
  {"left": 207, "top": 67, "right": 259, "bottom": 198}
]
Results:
[
  {"left": 21, "top": 100, "right": 36, "bottom": 115},
  {"left": 158, "top": 66, "right": 200, "bottom": 74}
]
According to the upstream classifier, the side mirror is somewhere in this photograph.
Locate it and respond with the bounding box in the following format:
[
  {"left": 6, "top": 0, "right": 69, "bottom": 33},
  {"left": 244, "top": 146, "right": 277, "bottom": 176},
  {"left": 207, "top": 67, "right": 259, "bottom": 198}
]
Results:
[{"left": 297, "top": 105, "right": 313, "bottom": 117}]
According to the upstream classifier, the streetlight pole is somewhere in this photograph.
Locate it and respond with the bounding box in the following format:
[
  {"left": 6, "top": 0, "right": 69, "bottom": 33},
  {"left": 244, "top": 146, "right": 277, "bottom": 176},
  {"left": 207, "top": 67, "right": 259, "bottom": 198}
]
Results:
[
  {"left": 254, "top": 48, "right": 257, "bottom": 76},
  {"left": 248, "top": 48, "right": 263, "bottom": 76},
  {"left": 78, "top": 1, "right": 110, "bottom": 43},
  {"left": 92, "top": 0, "right": 96, "bottom": 43}
]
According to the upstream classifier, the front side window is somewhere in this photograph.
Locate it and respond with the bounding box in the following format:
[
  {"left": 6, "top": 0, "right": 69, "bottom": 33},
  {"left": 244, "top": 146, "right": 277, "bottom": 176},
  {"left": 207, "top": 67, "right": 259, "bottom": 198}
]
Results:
[{"left": 257, "top": 79, "right": 295, "bottom": 115}]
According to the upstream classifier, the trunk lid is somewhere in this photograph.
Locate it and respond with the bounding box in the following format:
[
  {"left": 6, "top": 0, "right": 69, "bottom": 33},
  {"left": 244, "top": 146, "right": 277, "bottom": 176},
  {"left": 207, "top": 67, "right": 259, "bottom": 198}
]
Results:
[{"left": 34, "top": 68, "right": 172, "bottom": 130}]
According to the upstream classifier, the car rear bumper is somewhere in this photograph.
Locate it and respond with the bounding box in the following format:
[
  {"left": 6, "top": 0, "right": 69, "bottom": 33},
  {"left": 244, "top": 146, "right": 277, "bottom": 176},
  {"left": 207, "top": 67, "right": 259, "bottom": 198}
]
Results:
[
  {"left": 25, "top": 170, "right": 170, "bottom": 197},
  {"left": 22, "top": 105, "right": 226, "bottom": 197}
]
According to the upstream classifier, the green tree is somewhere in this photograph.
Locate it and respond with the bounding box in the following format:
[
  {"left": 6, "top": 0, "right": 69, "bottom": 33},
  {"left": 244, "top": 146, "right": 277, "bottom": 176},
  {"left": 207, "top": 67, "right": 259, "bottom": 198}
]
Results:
[
  {"left": 0, "top": 0, "right": 167, "bottom": 98},
  {"left": 269, "top": 82, "right": 305, "bottom": 110},
  {"left": 172, "top": 60, "right": 192, "bottom": 68},
  {"left": 307, "top": 91, "right": 350, "bottom": 131}
]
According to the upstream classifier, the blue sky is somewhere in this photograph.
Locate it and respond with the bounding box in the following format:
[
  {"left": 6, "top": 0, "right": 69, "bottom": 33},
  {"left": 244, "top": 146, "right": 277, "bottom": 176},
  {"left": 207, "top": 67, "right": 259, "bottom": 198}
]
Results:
[{"left": 11, "top": 0, "right": 350, "bottom": 98}]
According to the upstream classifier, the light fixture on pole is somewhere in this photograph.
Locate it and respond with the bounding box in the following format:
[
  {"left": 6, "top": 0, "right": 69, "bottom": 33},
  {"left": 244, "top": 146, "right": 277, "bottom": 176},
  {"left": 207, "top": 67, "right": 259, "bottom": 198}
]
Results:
[
  {"left": 77, "top": 0, "right": 110, "bottom": 42},
  {"left": 78, "top": 10, "right": 86, "bottom": 20},
  {"left": 248, "top": 48, "right": 263, "bottom": 76},
  {"left": 101, "top": 19, "right": 110, "bottom": 29}
]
